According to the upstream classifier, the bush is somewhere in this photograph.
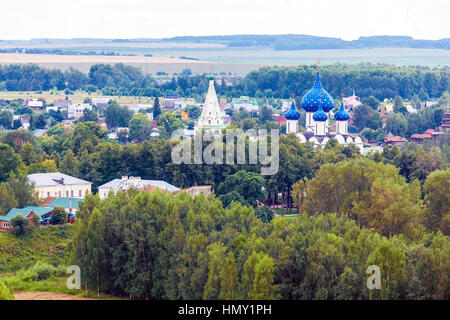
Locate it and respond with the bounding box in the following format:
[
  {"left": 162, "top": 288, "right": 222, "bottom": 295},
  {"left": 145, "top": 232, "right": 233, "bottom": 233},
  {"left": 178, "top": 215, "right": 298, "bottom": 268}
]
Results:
[
  {"left": 254, "top": 206, "right": 274, "bottom": 223},
  {"left": 10, "top": 215, "right": 32, "bottom": 236},
  {"left": 51, "top": 207, "right": 67, "bottom": 225},
  {"left": 27, "top": 261, "right": 59, "bottom": 281},
  {"left": 0, "top": 282, "right": 14, "bottom": 300}
]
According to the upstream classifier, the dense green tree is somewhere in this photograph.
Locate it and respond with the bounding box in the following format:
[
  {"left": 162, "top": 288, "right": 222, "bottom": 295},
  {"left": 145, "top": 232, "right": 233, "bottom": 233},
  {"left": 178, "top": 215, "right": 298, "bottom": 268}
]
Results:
[
  {"left": 153, "top": 97, "right": 161, "bottom": 119},
  {"left": 0, "top": 143, "right": 22, "bottom": 181},
  {"left": 423, "top": 168, "right": 450, "bottom": 235},
  {"left": 105, "top": 101, "right": 133, "bottom": 130},
  {"left": 0, "top": 182, "right": 18, "bottom": 215},
  {"left": 6, "top": 172, "right": 39, "bottom": 208},
  {"left": 129, "top": 113, "right": 152, "bottom": 142},
  {"left": 158, "top": 112, "right": 184, "bottom": 139},
  {"left": 361, "top": 96, "right": 380, "bottom": 110},
  {"left": 10, "top": 214, "right": 32, "bottom": 236},
  {"left": 393, "top": 95, "right": 407, "bottom": 114},
  {"left": 353, "top": 104, "right": 383, "bottom": 131},
  {"left": 0, "top": 110, "right": 13, "bottom": 129},
  {"left": 59, "top": 149, "right": 79, "bottom": 177},
  {"left": 386, "top": 113, "right": 408, "bottom": 137},
  {"left": 294, "top": 158, "right": 424, "bottom": 238},
  {"left": 217, "top": 171, "right": 267, "bottom": 207},
  {"left": 51, "top": 207, "right": 67, "bottom": 225}
]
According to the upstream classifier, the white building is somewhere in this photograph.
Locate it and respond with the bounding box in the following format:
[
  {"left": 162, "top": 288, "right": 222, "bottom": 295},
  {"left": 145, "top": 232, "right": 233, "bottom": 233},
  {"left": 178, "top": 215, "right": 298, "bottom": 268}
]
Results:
[
  {"left": 68, "top": 103, "right": 92, "bottom": 119},
  {"left": 343, "top": 91, "right": 362, "bottom": 111},
  {"left": 285, "top": 67, "right": 363, "bottom": 153},
  {"left": 26, "top": 99, "right": 44, "bottom": 110},
  {"left": 27, "top": 172, "right": 92, "bottom": 199},
  {"left": 194, "top": 75, "right": 225, "bottom": 136},
  {"left": 98, "top": 176, "right": 180, "bottom": 199},
  {"left": 92, "top": 98, "right": 111, "bottom": 107}
]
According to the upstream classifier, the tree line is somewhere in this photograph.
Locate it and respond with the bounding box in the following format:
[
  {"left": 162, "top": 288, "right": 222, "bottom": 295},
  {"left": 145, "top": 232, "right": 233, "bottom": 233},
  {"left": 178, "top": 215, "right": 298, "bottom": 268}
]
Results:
[
  {"left": 0, "top": 63, "right": 448, "bottom": 102},
  {"left": 70, "top": 180, "right": 449, "bottom": 300}
]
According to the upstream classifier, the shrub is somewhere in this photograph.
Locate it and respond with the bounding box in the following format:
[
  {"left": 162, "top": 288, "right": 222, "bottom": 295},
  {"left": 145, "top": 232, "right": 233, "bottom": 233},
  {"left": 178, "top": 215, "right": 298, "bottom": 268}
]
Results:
[
  {"left": 0, "top": 282, "right": 14, "bottom": 300},
  {"left": 254, "top": 206, "right": 274, "bottom": 223},
  {"left": 27, "top": 262, "right": 58, "bottom": 281},
  {"left": 10, "top": 215, "right": 32, "bottom": 236},
  {"left": 51, "top": 207, "right": 67, "bottom": 225}
]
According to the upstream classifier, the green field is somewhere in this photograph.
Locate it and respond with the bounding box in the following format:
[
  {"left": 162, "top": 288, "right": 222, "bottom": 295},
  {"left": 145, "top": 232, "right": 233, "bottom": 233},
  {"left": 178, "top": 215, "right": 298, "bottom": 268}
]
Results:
[{"left": 0, "top": 225, "right": 73, "bottom": 273}]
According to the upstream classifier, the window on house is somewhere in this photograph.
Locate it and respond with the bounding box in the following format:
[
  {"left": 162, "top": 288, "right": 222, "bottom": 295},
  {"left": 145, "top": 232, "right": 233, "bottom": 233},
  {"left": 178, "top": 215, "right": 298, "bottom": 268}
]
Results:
[
  {"left": 71, "top": 190, "right": 74, "bottom": 197},
  {"left": 58, "top": 191, "right": 61, "bottom": 197},
  {"left": 47, "top": 192, "right": 50, "bottom": 197}
]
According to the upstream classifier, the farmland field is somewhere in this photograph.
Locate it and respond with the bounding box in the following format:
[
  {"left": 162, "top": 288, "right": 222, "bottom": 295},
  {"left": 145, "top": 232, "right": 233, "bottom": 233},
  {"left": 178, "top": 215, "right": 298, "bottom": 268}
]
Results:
[{"left": 0, "top": 46, "right": 448, "bottom": 76}]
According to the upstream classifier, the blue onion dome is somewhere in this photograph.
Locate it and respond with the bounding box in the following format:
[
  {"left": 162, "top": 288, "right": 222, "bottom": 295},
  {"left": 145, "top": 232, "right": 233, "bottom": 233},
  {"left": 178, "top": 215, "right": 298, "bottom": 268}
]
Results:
[
  {"left": 209, "top": 75, "right": 215, "bottom": 81},
  {"left": 334, "top": 101, "right": 350, "bottom": 121},
  {"left": 285, "top": 101, "right": 300, "bottom": 120},
  {"left": 313, "top": 104, "right": 328, "bottom": 122},
  {"left": 300, "top": 71, "right": 335, "bottom": 113}
]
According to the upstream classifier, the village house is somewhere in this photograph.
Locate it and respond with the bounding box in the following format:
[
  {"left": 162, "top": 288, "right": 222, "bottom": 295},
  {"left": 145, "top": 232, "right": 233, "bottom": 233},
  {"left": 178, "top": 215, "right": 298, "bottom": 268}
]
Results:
[
  {"left": 68, "top": 103, "right": 92, "bottom": 119},
  {"left": 41, "top": 197, "right": 84, "bottom": 214},
  {"left": 27, "top": 172, "right": 92, "bottom": 199},
  {"left": 98, "top": 176, "right": 180, "bottom": 199},
  {"left": 383, "top": 132, "right": 408, "bottom": 146},
  {"left": 0, "top": 206, "right": 53, "bottom": 231},
  {"left": 26, "top": 99, "right": 44, "bottom": 110},
  {"left": 53, "top": 99, "right": 72, "bottom": 109},
  {"left": 98, "top": 176, "right": 211, "bottom": 199},
  {"left": 92, "top": 98, "right": 111, "bottom": 108}
]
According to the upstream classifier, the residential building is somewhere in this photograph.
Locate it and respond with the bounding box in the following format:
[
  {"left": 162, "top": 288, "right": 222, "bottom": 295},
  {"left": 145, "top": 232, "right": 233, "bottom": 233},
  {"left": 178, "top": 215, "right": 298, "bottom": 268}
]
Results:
[
  {"left": 53, "top": 99, "right": 72, "bottom": 108},
  {"left": 26, "top": 99, "right": 44, "bottom": 110},
  {"left": 27, "top": 172, "right": 92, "bottom": 199},
  {"left": 68, "top": 103, "right": 92, "bottom": 119},
  {"left": 92, "top": 98, "right": 111, "bottom": 108},
  {"left": 98, "top": 176, "right": 180, "bottom": 199},
  {"left": 41, "top": 197, "right": 84, "bottom": 214},
  {"left": 383, "top": 132, "right": 407, "bottom": 146},
  {"left": 0, "top": 206, "right": 53, "bottom": 231}
]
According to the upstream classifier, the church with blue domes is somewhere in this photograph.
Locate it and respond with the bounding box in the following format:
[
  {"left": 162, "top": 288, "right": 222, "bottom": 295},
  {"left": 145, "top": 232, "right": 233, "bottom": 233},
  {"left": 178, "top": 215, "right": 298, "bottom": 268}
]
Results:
[{"left": 285, "top": 63, "right": 363, "bottom": 152}]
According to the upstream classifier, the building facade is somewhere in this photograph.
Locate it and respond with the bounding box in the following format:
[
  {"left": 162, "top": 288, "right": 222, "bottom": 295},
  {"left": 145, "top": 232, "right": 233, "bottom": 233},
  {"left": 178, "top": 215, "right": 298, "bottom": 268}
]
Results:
[
  {"left": 27, "top": 173, "right": 92, "bottom": 199},
  {"left": 98, "top": 176, "right": 180, "bottom": 199}
]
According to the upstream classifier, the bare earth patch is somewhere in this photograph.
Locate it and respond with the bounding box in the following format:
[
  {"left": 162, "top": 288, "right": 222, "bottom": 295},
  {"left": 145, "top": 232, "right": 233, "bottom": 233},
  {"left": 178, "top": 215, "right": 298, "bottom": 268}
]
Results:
[{"left": 14, "top": 291, "right": 98, "bottom": 300}]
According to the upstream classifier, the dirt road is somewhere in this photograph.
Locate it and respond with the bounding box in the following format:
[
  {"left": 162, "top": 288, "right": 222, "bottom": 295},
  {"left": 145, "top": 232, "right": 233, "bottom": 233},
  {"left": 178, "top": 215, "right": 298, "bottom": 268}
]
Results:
[{"left": 14, "top": 291, "right": 98, "bottom": 300}]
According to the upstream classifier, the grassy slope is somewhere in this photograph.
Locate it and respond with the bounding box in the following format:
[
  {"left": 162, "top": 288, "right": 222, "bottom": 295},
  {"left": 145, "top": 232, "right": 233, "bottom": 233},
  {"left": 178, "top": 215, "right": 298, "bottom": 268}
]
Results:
[{"left": 0, "top": 225, "right": 74, "bottom": 273}]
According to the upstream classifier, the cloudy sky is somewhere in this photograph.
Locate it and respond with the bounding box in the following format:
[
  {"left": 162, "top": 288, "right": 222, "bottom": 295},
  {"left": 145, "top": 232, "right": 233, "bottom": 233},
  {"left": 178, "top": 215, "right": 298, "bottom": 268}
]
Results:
[{"left": 1, "top": 0, "right": 448, "bottom": 40}]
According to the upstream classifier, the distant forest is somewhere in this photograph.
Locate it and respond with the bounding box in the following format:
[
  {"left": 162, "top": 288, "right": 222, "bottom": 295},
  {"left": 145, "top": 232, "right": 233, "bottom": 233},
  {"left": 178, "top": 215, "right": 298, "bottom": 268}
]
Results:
[
  {"left": 2, "top": 34, "right": 450, "bottom": 50},
  {"left": 164, "top": 35, "right": 450, "bottom": 50},
  {"left": 0, "top": 63, "right": 448, "bottom": 101}
]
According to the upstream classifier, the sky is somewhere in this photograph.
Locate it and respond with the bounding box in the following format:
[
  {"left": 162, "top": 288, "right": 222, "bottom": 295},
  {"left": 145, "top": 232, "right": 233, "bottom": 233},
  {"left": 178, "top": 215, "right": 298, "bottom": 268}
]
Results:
[{"left": 0, "top": 0, "right": 449, "bottom": 41}]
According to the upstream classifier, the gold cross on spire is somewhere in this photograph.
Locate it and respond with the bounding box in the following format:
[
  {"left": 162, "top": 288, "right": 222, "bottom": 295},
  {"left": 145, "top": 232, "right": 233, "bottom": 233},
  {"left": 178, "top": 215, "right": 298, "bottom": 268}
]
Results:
[
  {"left": 341, "top": 93, "right": 345, "bottom": 102},
  {"left": 317, "top": 59, "right": 320, "bottom": 72},
  {"left": 291, "top": 92, "right": 295, "bottom": 102}
]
